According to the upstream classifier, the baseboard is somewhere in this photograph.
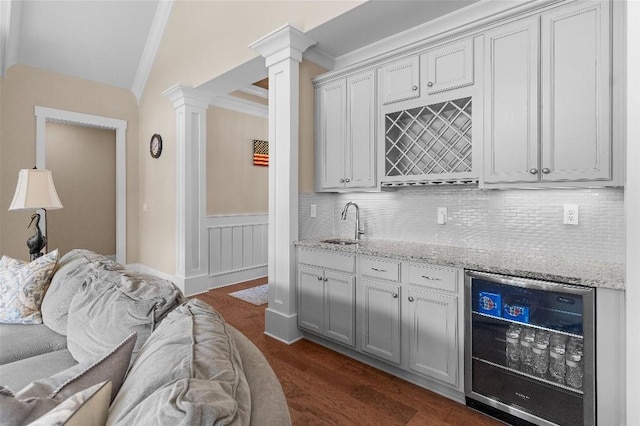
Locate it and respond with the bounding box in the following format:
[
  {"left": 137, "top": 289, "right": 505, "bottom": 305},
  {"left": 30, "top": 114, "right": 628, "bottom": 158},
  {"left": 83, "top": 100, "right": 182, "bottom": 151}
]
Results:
[
  {"left": 265, "top": 308, "right": 303, "bottom": 344},
  {"left": 126, "top": 263, "right": 267, "bottom": 297}
]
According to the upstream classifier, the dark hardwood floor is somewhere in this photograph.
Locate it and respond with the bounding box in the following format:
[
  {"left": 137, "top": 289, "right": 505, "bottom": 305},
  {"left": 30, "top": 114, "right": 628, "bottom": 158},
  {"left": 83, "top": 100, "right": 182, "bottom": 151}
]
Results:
[{"left": 195, "top": 278, "right": 502, "bottom": 425}]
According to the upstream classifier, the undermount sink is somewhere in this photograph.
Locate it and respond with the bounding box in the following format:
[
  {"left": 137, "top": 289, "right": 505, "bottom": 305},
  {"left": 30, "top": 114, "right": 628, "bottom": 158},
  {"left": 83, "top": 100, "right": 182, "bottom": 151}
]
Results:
[{"left": 320, "top": 238, "right": 359, "bottom": 245}]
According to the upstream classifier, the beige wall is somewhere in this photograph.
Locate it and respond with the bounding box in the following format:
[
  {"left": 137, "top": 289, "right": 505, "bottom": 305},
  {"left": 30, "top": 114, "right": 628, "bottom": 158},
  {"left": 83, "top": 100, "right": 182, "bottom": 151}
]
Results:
[
  {"left": 0, "top": 64, "right": 138, "bottom": 262},
  {"left": 138, "top": 1, "right": 363, "bottom": 275},
  {"left": 46, "top": 122, "right": 116, "bottom": 257},
  {"left": 207, "top": 107, "right": 268, "bottom": 215}
]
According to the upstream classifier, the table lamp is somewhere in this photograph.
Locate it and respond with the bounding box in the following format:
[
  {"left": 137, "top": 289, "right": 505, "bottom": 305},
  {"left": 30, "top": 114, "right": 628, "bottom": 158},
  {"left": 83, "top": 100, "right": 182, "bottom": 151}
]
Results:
[{"left": 8, "top": 168, "right": 63, "bottom": 260}]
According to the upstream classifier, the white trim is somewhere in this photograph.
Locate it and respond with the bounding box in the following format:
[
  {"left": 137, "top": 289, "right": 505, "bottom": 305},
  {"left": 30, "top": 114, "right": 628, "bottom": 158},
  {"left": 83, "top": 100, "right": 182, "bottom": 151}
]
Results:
[
  {"left": 239, "top": 85, "right": 268, "bottom": 99},
  {"left": 0, "top": 0, "right": 21, "bottom": 76},
  {"left": 249, "top": 23, "right": 316, "bottom": 67},
  {"left": 126, "top": 263, "right": 177, "bottom": 283},
  {"left": 206, "top": 213, "right": 268, "bottom": 227},
  {"left": 627, "top": 1, "right": 640, "bottom": 423},
  {"left": 34, "top": 106, "right": 128, "bottom": 265},
  {"left": 209, "top": 94, "right": 268, "bottom": 118},
  {"left": 208, "top": 266, "right": 267, "bottom": 289},
  {"left": 131, "top": 0, "right": 174, "bottom": 103},
  {"left": 315, "top": 0, "right": 563, "bottom": 84},
  {"left": 304, "top": 45, "right": 336, "bottom": 71}
]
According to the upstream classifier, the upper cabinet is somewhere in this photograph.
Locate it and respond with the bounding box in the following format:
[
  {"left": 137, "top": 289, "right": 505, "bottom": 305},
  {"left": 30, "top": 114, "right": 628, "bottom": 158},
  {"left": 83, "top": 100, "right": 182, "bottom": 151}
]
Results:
[
  {"left": 421, "top": 38, "right": 474, "bottom": 95},
  {"left": 483, "top": 0, "right": 614, "bottom": 187},
  {"left": 315, "top": 69, "right": 376, "bottom": 192},
  {"left": 314, "top": 0, "right": 621, "bottom": 192},
  {"left": 381, "top": 56, "right": 420, "bottom": 105}
]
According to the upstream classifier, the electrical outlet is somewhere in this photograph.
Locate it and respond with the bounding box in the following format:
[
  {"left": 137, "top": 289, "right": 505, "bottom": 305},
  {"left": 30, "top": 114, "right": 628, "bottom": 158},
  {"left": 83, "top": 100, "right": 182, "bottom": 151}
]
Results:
[
  {"left": 564, "top": 204, "right": 579, "bottom": 225},
  {"left": 437, "top": 207, "right": 447, "bottom": 225},
  {"left": 310, "top": 204, "right": 317, "bottom": 218}
]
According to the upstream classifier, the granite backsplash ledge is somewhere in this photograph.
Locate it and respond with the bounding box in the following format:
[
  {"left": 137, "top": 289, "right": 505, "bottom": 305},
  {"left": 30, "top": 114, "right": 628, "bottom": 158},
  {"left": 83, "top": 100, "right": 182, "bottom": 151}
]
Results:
[{"left": 296, "top": 238, "right": 625, "bottom": 290}]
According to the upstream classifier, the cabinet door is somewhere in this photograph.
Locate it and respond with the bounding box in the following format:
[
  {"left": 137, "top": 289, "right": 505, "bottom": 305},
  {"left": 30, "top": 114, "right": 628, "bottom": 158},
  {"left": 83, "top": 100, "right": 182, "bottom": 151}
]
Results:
[
  {"left": 407, "top": 288, "right": 458, "bottom": 387},
  {"left": 483, "top": 17, "right": 540, "bottom": 184},
  {"left": 346, "top": 70, "right": 376, "bottom": 189},
  {"left": 324, "top": 271, "right": 356, "bottom": 347},
  {"left": 422, "top": 38, "right": 474, "bottom": 95},
  {"left": 316, "top": 80, "right": 346, "bottom": 190},
  {"left": 298, "top": 266, "right": 324, "bottom": 334},
  {"left": 380, "top": 56, "right": 420, "bottom": 104},
  {"left": 541, "top": 1, "right": 611, "bottom": 182},
  {"left": 360, "top": 279, "right": 401, "bottom": 364}
]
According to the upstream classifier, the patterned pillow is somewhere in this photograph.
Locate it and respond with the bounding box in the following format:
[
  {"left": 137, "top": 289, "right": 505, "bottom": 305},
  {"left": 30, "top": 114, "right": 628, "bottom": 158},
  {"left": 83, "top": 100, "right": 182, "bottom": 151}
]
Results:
[
  {"left": 27, "top": 381, "right": 111, "bottom": 426},
  {"left": 0, "top": 250, "right": 59, "bottom": 324}
]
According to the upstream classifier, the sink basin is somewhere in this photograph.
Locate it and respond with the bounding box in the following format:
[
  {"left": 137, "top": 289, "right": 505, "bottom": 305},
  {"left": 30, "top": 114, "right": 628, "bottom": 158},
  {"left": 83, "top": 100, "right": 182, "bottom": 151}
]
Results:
[{"left": 320, "top": 238, "right": 358, "bottom": 246}]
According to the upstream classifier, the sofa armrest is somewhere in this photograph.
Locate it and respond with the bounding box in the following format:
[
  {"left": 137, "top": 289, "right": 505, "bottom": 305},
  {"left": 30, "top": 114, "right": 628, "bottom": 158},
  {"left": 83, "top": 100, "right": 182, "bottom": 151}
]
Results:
[{"left": 228, "top": 326, "right": 291, "bottom": 426}]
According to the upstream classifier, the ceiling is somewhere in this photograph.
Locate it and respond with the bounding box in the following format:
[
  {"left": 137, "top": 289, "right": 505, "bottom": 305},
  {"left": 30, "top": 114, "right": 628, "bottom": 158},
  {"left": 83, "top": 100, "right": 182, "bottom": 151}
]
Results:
[{"left": 1, "top": 0, "right": 479, "bottom": 102}]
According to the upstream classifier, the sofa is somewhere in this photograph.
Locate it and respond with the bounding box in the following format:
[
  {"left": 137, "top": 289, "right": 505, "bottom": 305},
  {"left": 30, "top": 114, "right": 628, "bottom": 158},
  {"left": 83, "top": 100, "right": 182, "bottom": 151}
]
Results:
[{"left": 0, "top": 249, "right": 291, "bottom": 425}]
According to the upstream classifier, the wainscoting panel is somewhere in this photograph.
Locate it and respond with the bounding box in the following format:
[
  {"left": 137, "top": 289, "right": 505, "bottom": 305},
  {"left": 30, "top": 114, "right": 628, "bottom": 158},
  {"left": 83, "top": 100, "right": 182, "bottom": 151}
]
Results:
[{"left": 206, "top": 214, "right": 268, "bottom": 288}]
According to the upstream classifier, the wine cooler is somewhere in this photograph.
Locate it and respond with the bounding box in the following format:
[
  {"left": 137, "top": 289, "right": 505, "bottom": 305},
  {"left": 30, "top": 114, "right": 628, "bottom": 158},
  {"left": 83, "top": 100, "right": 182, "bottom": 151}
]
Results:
[{"left": 465, "top": 271, "right": 595, "bottom": 426}]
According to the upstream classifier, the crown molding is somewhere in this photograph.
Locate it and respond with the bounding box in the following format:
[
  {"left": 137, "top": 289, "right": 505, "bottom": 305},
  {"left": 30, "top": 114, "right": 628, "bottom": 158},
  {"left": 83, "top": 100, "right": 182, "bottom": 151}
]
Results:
[
  {"left": 131, "top": 0, "right": 174, "bottom": 103},
  {"left": 209, "top": 94, "right": 268, "bottom": 119},
  {"left": 0, "top": 0, "right": 22, "bottom": 77},
  {"left": 239, "top": 85, "right": 268, "bottom": 99},
  {"left": 303, "top": 45, "right": 336, "bottom": 71},
  {"left": 249, "top": 24, "right": 316, "bottom": 66},
  {"left": 162, "top": 84, "right": 211, "bottom": 109},
  {"left": 332, "top": 0, "right": 562, "bottom": 70}
]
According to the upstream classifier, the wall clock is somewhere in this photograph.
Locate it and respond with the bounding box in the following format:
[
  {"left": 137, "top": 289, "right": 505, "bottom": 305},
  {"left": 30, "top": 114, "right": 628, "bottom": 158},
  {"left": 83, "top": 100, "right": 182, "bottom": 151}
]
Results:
[{"left": 150, "top": 134, "right": 163, "bottom": 159}]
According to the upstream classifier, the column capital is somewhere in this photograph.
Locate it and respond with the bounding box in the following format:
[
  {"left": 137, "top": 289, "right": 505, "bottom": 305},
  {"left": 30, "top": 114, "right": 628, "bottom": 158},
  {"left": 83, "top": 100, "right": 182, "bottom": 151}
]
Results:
[
  {"left": 249, "top": 24, "right": 316, "bottom": 67},
  {"left": 162, "top": 84, "right": 211, "bottom": 109}
]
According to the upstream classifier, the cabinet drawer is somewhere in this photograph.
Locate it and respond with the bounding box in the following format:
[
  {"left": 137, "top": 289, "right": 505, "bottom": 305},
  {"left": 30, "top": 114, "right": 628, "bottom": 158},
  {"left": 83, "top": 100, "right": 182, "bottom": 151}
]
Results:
[
  {"left": 298, "top": 248, "right": 355, "bottom": 273},
  {"left": 408, "top": 263, "right": 458, "bottom": 292},
  {"left": 361, "top": 257, "right": 400, "bottom": 282}
]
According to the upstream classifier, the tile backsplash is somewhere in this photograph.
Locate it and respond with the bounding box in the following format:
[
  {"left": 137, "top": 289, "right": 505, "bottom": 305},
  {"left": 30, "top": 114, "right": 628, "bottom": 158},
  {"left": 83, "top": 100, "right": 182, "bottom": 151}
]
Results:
[{"left": 299, "top": 187, "right": 625, "bottom": 263}]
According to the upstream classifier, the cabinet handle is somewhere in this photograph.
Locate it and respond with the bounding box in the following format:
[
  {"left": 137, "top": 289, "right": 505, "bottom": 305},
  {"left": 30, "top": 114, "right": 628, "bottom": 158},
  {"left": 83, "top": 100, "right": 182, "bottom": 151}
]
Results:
[
  {"left": 392, "top": 293, "right": 398, "bottom": 298},
  {"left": 317, "top": 276, "right": 323, "bottom": 281},
  {"left": 427, "top": 82, "right": 434, "bottom": 87},
  {"left": 345, "top": 178, "right": 351, "bottom": 183},
  {"left": 529, "top": 168, "right": 539, "bottom": 175},
  {"left": 542, "top": 168, "right": 551, "bottom": 174},
  {"left": 323, "top": 277, "right": 328, "bottom": 282},
  {"left": 339, "top": 178, "right": 345, "bottom": 183},
  {"left": 421, "top": 275, "right": 442, "bottom": 281},
  {"left": 412, "top": 85, "right": 418, "bottom": 91},
  {"left": 408, "top": 296, "right": 415, "bottom": 302},
  {"left": 371, "top": 267, "right": 387, "bottom": 272}
]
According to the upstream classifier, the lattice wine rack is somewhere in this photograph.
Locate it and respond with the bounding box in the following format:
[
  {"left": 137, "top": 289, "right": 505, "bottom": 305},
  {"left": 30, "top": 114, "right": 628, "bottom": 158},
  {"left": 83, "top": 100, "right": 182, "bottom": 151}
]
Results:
[{"left": 383, "top": 96, "right": 476, "bottom": 186}]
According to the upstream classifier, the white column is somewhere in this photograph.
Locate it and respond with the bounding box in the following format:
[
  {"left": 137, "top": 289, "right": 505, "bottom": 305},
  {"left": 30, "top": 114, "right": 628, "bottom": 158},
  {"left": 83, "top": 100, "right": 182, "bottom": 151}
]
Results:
[
  {"left": 250, "top": 25, "right": 315, "bottom": 343},
  {"left": 162, "top": 85, "right": 211, "bottom": 295}
]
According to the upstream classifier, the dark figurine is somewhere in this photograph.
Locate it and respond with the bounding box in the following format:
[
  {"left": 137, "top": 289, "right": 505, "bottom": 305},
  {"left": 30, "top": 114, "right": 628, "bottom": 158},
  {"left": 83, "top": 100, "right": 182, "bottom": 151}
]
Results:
[{"left": 27, "top": 213, "right": 46, "bottom": 261}]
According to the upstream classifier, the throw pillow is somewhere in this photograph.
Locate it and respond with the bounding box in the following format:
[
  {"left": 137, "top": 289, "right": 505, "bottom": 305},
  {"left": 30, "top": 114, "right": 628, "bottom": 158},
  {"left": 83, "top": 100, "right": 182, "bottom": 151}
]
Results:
[
  {"left": 0, "top": 250, "right": 59, "bottom": 324},
  {"left": 106, "top": 299, "right": 251, "bottom": 426},
  {"left": 66, "top": 268, "right": 184, "bottom": 364},
  {"left": 41, "top": 249, "right": 124, "bottom": 335},
  {"left": 0, "top": 333, "right": 136, "bottom": 426},
  {"left": 27, "top": 380, "right": 112, "bottom": 426}
]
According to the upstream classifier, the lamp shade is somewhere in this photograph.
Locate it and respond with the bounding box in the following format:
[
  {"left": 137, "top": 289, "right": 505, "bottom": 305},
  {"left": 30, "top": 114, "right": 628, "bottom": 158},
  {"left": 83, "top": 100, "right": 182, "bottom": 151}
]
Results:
[{"left": 9, "top": 169, "right": 63, "bottom": 211}]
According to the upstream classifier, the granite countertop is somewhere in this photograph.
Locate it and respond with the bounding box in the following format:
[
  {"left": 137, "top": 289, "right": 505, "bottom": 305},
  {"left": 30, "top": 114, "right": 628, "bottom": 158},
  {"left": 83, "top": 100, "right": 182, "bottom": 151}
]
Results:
[{"left": 295, "top": 238, "right": 625, "bottom": 290}]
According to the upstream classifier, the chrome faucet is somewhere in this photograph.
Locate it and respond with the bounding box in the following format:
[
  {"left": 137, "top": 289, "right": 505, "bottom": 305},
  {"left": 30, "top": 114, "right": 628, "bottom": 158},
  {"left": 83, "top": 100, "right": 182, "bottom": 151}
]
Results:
[{"left": 341, "top": 202, "right": 365, "bottom": 240}]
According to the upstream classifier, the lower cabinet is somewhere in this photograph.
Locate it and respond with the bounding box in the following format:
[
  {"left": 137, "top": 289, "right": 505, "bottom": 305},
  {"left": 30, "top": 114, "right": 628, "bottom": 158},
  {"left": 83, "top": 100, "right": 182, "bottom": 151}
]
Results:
[
  {"left": 297, "top": 255, "right": 356, "bottom": 348},
  {"left": 298, "top": 247, "right": 463, "bottom": 395},
  {"left": 360, "top": 278, "right": 401, "bottom": 364},
  {"left": 406, "top": 286, "right": 459, "bottom": 387}
]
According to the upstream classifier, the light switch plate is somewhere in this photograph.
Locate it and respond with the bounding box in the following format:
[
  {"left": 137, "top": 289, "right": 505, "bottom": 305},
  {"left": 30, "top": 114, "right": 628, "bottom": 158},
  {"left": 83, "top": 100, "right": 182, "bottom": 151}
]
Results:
[
  {"left": 437, "top": 207, "right": 447, "bottom": 225},
  {"left": 310, "top": 204, "right": 317, "bottom": 218}
]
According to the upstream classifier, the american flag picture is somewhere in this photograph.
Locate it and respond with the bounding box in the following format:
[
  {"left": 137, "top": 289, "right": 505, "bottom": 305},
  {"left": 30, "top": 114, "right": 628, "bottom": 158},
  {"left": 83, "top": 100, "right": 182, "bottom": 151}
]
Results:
[{"left": 253, "top": 139, "right": 269, "bottom": 166}]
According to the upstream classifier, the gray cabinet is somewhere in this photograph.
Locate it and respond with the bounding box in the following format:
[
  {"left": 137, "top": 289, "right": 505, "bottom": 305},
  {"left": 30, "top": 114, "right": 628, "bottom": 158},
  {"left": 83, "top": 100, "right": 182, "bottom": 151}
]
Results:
[
  {"left": 483, "top": 1, "right": 613, "bottom": 186},
  {"left": 421, "top": 38, "right": 474, "bottom": 95},
  {"left": 360, "top": 278, "right": 401, "bottom": 364},
  {"left": 315, "top": 69, "right": 376, "bottom": 192},
  {"left": 297, "top": 248, "right": 356, "bottom": 347},
  {"left": 380, "top": 56, "right": 420, "bottom": 105},
  {"left": 406, "top": 287, "right": 459, "bottom": 387}
]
